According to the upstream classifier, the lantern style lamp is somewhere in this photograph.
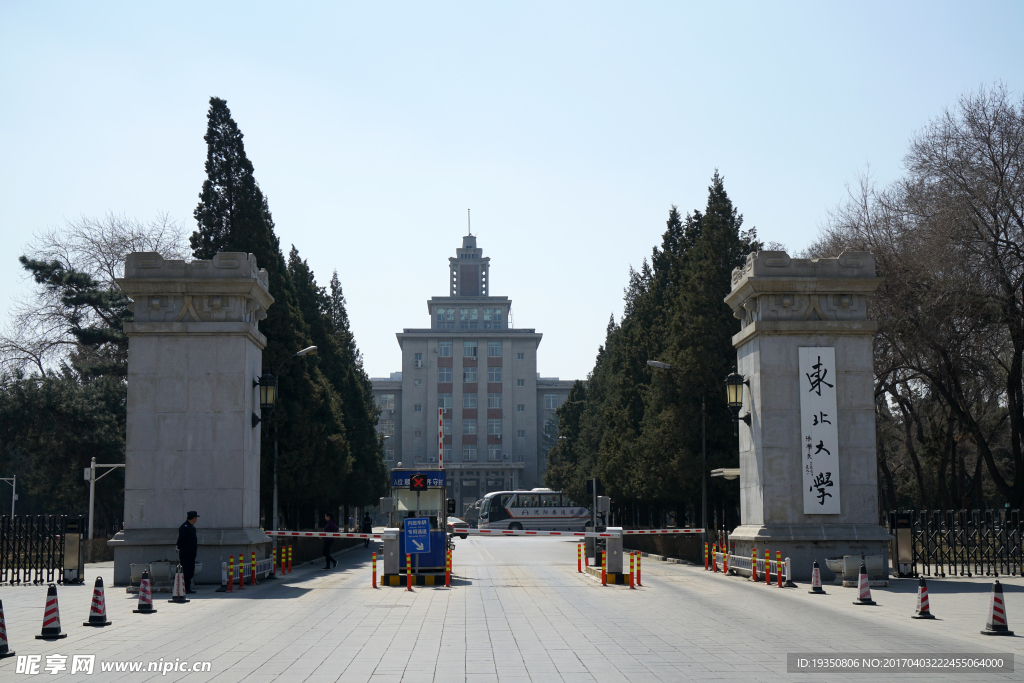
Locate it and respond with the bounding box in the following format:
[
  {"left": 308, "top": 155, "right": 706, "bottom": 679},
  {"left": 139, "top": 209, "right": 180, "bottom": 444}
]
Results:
[
  {"left": 252, "top": 372, "right": 279, "bottom": 428},
  {"left": 725, "top": 369, "right": 751, "bottom": 435}
]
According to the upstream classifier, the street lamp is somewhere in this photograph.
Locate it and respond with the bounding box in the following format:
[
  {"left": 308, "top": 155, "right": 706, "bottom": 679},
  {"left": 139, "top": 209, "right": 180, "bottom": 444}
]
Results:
[
  {"left": 255, "top": 346, "right": 318, "bottom": 534},
  {"left": 0, "top": 475, "right": 16, "bottom": 517},
  {"left": 647, "top": 359, "right": 707, "bottom": 544},
  {"left": 725, "top": 369, "right": 751, "bottom": 435}
]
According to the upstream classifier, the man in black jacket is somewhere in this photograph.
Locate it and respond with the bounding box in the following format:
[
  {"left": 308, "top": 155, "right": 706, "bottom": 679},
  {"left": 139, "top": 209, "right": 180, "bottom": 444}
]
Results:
[{"left": 176, "top": 511, "right": 199, "bottom": 593}]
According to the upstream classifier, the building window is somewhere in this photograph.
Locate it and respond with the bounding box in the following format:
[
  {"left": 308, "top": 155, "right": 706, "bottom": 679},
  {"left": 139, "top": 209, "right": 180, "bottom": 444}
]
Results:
[
  {"left": 384, "top": 446, "right": 394, "bottom": 461},
  {"left": 443, "top": 419, "right": 451, "bottom": 434},
  {"left": 488, "top": 419, "right": 502, "bottom": 436},
  {"left": 439, "top": 341, "right": 452, "bottom": 357},
  {"left": 414, "top": 404, "right": 422, "bottom": 412},
  {"left": 414, "top": 352, "right": 423, "bottom": 368},
  {"left": 378, "top": 419, "right": 395, "bottom": 435},
  {"left": 517, "top": 429, "right": 525, "bottom": 438},
  {"left": 438, "top": 367, "right": 452, "bottom": 383},
  {"left": 414, "top": 430, "right": 423, "bottom": 438},
  {"left": 436, "top": 308, "right": 455, "bottom": 329},
  {"left": 544, "top": 394, "right": 559, "bottom": 410},
  {"left": 460, "top": 308, "right": 479, "bottom": 329},
  {"left": 516, "top": 352, "right": 525, "bottom": 360},
  {"left": 517, "top": 379, "right": 525, "bottom": 387},
  {"left": 488, "top": 341, "right": 502, "bottom": 357},
  {"left": 488, "top": 366, "right": 501, "bottom": 382},
  {"left": 464, "top": 393, "right": 477, "bottom": 408},
  {"left": 379, "top": 394, "right": 395, "bottom": 410},
  {"left": 488, "top": 393, "right": 502, "bottom": 409},
  {"left": 443, "top": 445, "right": 452, "bottom": 461},
  {"left": 463, "top": 445, "right": 477, "bottom": 462},
  {"left": 483, "top": 308, "right": 504, "bottom": 329},
  {"left": 517, "top": 404, "right": 525, "bottom": 412},
  {"left": 414, "top": 379, "right": 422, "bottom": 387},
  {"left": 463, "top": 367, "right": 477, "bottom": 383},
  {"left": 464, "top": 341, "right": 478, "bottom": 357},
  {"left": 544, "top": 419, "right": 556, "bottom": 433},
  {"left": 438, "top": 393, "right": 452, "bottom": 410},
  {"left": 463, "top": 419, "right": 477, "bottom": 435},
  {"left": 488, "top": 445, "right": 502, "bottom": 462}
]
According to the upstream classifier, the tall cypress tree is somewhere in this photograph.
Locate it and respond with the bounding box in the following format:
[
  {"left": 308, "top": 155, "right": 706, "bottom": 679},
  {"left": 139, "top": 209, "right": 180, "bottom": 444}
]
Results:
[{"left": 190, "top": 97, "right": 351, "bottom": 527}]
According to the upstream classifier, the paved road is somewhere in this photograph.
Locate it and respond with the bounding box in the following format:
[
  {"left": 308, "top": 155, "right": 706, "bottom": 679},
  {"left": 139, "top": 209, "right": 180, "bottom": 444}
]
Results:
[{"left": 0, "top": 536, "right": 1021, "bottom": 682}]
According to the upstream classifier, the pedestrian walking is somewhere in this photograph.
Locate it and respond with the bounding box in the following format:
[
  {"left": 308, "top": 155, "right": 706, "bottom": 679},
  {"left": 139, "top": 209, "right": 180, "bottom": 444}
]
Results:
[
  {"left": 176, "top": 511, "right": 199, "bottom": 593},
  {"left": 323, "top": 512, "right": 339, "bottom": 570},
  {"left": 362, "top": 513, "right": 373, "bottom": 547}
]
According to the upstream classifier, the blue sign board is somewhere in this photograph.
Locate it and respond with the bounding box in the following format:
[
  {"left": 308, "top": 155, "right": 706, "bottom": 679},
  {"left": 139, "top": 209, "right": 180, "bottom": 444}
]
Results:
[
  {"left": 390, "top": 471, "right": 446, "bottom": 488},
  {"left": 404, "top": 517, "right": 431, "bottom": 554}
]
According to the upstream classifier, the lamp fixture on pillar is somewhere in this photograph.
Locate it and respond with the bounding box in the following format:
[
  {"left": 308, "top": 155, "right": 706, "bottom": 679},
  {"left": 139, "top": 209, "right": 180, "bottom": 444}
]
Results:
[
  {"left": 252, "top": 372, "right": 278, "bottom": 428},
  {"left": 725, "top": 369, "right": 751, "bottom": 435}
]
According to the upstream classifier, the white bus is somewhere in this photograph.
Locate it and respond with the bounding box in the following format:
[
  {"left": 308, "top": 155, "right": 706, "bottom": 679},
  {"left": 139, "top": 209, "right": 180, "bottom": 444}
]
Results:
[{"left": 477, "top": 488, "right": 591, "bottom": 531}]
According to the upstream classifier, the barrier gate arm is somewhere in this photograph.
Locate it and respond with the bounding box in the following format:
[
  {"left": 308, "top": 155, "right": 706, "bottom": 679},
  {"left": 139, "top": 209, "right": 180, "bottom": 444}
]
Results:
[{"left": 263, "top": 529, "right": 704, "bottom": 539}]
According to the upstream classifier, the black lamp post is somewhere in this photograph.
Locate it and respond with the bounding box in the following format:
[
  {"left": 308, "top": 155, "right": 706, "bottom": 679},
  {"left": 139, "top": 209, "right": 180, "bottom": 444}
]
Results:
[{"left": 725, "top": 369, "right": 750, "bottom": 435}]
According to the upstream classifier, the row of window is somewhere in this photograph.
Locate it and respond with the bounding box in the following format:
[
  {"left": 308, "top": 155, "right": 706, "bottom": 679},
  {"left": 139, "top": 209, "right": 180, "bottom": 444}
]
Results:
[
  {"left": 435, "top": 308, "right": 505, "bottom": 330},
  {"left": 381, "top": 444, "right": 505, "bottom": 462},
  {"left": 437, "top": 342, "right": 525, "bottom": 358},
  {"left": 411, "top": 426, "right": 529, "bottom": 439},
  {"left": 380, "top": 393, "right": 561, "bottom": 412}
]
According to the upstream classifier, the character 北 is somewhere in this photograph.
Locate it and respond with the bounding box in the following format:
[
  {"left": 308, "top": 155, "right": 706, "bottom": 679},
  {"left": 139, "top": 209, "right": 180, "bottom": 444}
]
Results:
[{"left": 799, "top": 347, "right": 841, "bottom": 514}]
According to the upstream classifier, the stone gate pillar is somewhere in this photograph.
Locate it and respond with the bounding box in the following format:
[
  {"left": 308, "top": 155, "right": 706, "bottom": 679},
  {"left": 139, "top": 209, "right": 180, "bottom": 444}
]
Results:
[
  {"left": 108, "top": 252, "right": 274, "bottom": 585},
  {"left": 724, "top": 251, "right": 890, "bottom": 580}
]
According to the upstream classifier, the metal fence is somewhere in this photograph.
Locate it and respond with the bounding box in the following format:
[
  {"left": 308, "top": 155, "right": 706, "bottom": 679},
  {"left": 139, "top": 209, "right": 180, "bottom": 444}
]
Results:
[
  {"left": 0, "top": 515, "right": 80, "bottom": 585},
  {"left": 887, "top": 509, "right": 1022, "bottom": 578}
]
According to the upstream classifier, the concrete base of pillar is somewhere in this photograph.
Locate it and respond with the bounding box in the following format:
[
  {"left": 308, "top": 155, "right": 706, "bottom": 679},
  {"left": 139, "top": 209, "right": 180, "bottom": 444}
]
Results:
[
  {"left": 108, "top": 528, "right": 270, "bottom": 586},
  {"left": 729, "top": 524, "right": 891, "bottom": 581}
]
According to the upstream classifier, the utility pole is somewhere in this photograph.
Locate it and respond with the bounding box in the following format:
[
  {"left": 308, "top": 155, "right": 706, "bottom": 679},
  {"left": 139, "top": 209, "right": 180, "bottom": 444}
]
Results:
[
  {"left": 85, "top": 457, "right": 125, "bottom": 539},
  {"left": 702, "top": 397, "right": 707, "bottom": 545}
]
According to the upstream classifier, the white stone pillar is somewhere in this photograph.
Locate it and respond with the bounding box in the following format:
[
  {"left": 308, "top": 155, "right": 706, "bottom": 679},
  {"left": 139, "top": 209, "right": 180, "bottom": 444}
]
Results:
[
  {"left": 724, "top": 251, "right": 891, "bottom": 581},
  {"left": 108, "top": 252, "right": 274, "bottom": 585}
]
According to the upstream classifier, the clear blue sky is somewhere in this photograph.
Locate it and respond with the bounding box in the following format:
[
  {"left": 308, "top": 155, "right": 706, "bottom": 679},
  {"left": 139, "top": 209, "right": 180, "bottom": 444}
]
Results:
[{"left": 1, "top": 2, "right": 1021, "bottom": 382}]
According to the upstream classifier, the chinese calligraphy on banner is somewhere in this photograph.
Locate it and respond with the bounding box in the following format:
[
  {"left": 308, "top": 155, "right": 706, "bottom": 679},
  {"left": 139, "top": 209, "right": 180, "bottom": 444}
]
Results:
[{"left": 799, "top": 347, "right": 841, "bottom": 514}]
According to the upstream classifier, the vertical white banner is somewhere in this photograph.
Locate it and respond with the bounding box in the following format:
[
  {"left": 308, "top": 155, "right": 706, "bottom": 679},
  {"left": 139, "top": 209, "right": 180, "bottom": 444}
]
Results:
[
  {"left": 799, "top": 347, "right": 841, "bottom": 514},
  {"left": 438, "top": 407, "right": 444, "bottom": 469}
]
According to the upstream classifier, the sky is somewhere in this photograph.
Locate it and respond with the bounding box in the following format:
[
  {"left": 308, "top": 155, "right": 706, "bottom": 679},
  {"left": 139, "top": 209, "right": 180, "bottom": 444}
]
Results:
[{"left": 1, "top": 2, "right": 1022, "bottom": 382}]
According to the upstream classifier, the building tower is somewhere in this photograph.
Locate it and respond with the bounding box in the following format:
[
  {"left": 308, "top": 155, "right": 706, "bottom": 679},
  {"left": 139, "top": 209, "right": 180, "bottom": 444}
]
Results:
[{"left": 372, "top": 233, "right": 573, "bottom": 516}]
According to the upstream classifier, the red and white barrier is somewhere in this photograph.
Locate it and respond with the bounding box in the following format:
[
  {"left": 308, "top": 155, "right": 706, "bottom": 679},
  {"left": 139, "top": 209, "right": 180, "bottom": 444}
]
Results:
[{"left": 262, "top": 528, "right": 704, "bottom": 540}]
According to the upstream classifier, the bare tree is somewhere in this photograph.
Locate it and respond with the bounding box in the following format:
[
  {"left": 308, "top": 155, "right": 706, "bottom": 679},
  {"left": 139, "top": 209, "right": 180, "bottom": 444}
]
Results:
[{"left": 0, "top": 213, "right": 189, "bottom": 375}]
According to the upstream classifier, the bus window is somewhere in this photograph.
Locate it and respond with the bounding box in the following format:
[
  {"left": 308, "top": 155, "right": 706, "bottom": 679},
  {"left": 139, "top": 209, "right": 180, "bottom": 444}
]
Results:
[
  {"left": 500, "top": 494, "right": 515, "bottom": 508},
  {"left": 521, "top": 494, "right": 538, "bottom": 508},
  {"left": 480, "top": 499, "right": 490, "bottom": 519},
  {"left": 539, "top": 494, "right": 557, "bottom": 507}
]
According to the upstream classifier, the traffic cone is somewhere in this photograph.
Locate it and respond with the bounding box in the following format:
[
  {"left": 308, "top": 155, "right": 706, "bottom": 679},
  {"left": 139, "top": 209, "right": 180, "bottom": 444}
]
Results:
[
  {"left": 83, "top": 576, "right": 112, "bottom": 626},
  {"left": 133, "top": 570, "right": 158, "bottom": 614},
  {"left": 911, "top": 577, "right": 935, "bottom": 619},
  {"left": 0, "top": 599, "right": 15, "bottom": 658},
  {"left": 168, "top": 565, "right": 190, "bottom": 604},
  {"left": 980, "top": 580, "right": 1014, "bottom": 636},
  {"left": 35, "top": 584, "right": 68, "bottom": 639},
  {"left": 808, "top": 560, "right": 826, "bottom": 594},
  {"left": 852, "top": 562, "right": 876, "bottom": 605}
]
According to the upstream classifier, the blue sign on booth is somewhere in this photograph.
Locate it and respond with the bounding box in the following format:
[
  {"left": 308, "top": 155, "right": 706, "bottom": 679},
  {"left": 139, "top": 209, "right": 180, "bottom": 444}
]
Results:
[
  {"left": 391, "top": 471, "right": 446, "bottom": 488},
  {"left": 404, "top": 517, "right": 431, "bottom": 554}
]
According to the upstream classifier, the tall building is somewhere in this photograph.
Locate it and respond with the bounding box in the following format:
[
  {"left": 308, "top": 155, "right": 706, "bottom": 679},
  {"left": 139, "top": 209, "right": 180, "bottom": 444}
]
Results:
[{"left": 371, "top": 233, "right": 574, "bottom": 515}]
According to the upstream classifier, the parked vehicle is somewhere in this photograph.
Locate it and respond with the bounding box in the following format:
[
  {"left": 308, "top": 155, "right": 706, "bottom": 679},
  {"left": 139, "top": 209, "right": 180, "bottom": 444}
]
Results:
[{"left": 446, "top": 517, "right": 469, "bottom": 539}]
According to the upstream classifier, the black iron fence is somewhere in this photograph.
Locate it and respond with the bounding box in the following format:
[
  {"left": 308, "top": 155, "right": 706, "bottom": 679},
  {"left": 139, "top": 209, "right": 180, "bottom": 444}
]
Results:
[
  {"left": 887, "top": 509, "right": 1022, "bottom": 578},
  {"left": 0, "top": 515, "right": 81, "bottom": 584}
]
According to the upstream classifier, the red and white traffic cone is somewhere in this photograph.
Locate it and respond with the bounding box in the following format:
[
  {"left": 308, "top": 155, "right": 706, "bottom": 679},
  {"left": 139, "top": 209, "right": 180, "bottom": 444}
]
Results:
[
  {"left": 852, "top": 562, "right": 876, "bottom": 605},
  {"left": 911, "top": 577, "right": 934, "bottom": 619},
  {"left": 808, "top": 560, "right": 826, "bottom": 594},
  {"left": 981, "top": 580, "right": 1014, "bottom": 636},
  {"left": 0, "top": 599, "right": 15, "bottom": 658},
  {"left": 35, "top": 584, "right": 68, "bottom": 639},
  {"left": 83, "top": 576, "right": 112, "bottom": 626},
  {"left": 133, "top": 570, "right": 158, "bottom": 614},
  {"left": 168, "top": 565, "right": 190, "bottom": 604}
]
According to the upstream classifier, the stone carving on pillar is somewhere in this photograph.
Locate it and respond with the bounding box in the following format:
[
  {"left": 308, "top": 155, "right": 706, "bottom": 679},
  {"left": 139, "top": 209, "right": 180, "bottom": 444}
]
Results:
[
  {"left": 724, "top": 251, "right": 890, "bottom": 581},
  {"left": 107, "top": 252, "right": 274, "bottom": 585}
]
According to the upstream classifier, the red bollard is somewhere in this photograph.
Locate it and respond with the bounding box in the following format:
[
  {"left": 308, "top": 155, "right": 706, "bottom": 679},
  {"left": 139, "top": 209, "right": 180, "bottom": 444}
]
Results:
[
  {"left": 712, "top": 544, "right": 718, "bottom": 572},
  {"left": 237, "top": 554, "right": 245, "bottom": 590},
  {"left": 751, "top": 547, "right": 758, "bottom": 582},
  {"left": 704, "top": 542, "right": 709, "bottom": 570},
  {"left": 372, "top": 552, "right": 377, "bottom": 589},
  {"left": 446, "top": 550, "right": 451, "bottom": 588},
  {"left": 601, "top": 550, "right": 607, "bottom": 586},
  {"left": 636, "top": 552, "right": 642, "bottom": 587},
  {"left": 406, "top": 554, "right": 413, "bottom": 592},
  {"left": 578, "top": 544, "right": 582, "bottom": 573},
  {"left": 251, "top": 551, "right": 257, "bottom": 586},
  {"left": 777, "top": 551, "right": 783, "bottom": 588},
  {"left": 765, "top": 548, "right": 771, "bottom": 586},
  {"left": 629, "top": 552, "right": 635, "bottom": 589},
  {"left": 585, "top": 547, "right": 589, "bottom": 568},
  {"left": 288, "top": 546, "right": 293, "bottom": 574},
  {"left": 227, "top": 556, "right": 234, "bottom": 593}
]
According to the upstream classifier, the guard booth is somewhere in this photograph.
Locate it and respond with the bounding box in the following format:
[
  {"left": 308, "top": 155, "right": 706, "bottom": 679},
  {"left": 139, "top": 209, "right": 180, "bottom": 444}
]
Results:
[{"left": 380, "top": 468, "right": 449, "bottom": 585}]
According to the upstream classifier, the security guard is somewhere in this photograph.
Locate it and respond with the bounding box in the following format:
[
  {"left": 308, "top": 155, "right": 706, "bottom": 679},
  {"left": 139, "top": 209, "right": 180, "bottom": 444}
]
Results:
[{"left": 176, "top": 511, "right": 199, "bottom": 593}]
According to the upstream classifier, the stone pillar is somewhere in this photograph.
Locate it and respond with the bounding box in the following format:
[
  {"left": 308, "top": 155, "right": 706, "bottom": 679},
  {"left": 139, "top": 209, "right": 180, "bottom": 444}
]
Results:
[
  {"left": 724, "top": 251, "right": 890, "bottom": 580},
  {"left": 108, "top": 252, "right": 274, "bottom": 585}
]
